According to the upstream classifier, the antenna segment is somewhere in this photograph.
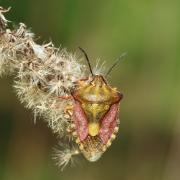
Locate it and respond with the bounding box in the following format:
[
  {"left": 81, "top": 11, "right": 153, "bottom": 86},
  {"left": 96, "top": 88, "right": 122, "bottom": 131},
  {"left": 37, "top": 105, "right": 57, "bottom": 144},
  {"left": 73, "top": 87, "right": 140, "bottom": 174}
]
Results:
[
  {"left": 79, "top": 47, "right": 94, "bottom": 76},
  {"left": 105, "top": 52, "right": 127, "bottom": 77}
]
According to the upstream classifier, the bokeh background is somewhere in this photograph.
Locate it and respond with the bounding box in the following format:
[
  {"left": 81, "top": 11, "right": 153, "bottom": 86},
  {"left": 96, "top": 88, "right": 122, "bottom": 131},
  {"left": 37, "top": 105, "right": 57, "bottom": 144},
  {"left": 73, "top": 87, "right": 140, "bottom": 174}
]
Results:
[{"left": 0, "top": 0, "right": 180, "bottom": 180}]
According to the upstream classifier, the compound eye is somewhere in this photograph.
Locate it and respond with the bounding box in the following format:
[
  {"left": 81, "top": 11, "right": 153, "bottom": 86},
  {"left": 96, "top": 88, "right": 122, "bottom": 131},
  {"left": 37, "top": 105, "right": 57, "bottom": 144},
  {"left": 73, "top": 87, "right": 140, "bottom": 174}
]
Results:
[{"left": 119, "top": 93, "right": 123, "bottom": 100}]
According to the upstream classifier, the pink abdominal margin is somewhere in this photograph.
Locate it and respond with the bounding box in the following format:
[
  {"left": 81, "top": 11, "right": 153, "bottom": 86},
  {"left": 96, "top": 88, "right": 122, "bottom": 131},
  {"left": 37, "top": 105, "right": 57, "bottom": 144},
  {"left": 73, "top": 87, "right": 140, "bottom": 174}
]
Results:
[{"left": 73, "top": 101, "right": 119, "bottom": 144}]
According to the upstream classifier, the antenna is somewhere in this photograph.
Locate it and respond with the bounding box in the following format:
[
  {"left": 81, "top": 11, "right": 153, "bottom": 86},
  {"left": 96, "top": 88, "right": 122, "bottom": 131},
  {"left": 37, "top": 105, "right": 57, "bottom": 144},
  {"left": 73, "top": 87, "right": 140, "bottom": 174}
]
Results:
[
  {"left": 105, "top": 52, "right": 127, "bottom": 77},
  {"left": 79, "top": 47, "right": 94, "bottom": 76}
]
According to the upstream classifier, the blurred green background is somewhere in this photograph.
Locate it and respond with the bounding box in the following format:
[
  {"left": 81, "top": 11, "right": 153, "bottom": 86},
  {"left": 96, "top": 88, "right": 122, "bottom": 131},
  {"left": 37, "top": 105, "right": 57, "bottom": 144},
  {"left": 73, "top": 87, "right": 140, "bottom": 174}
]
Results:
[{"left": 0, "top": 0, "right": 180, "bottom": 180}]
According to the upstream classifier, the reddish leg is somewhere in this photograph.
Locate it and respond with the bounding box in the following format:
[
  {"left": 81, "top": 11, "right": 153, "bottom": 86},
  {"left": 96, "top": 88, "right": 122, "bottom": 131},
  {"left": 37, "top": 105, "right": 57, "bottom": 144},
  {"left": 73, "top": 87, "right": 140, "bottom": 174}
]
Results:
[{"left": 58, "top": 95, "right": 73, "bottom": 100}]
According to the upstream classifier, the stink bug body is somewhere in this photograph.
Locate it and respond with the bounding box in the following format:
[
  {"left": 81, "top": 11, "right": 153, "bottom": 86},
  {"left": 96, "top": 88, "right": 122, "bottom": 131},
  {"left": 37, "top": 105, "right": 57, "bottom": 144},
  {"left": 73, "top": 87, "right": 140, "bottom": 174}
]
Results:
[
  {"left": 72, "top": 75, "right": 123, "bottom": 161},
  {"left": 64, "top": 48, "right": 125, "bottom": 162}
]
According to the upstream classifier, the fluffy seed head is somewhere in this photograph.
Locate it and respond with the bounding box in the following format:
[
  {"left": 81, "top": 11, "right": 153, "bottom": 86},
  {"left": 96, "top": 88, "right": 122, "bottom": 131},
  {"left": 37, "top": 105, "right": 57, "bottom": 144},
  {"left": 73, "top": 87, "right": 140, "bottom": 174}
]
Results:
[
  {"left": 53, "top": 142, "right": 80, "bottom": 171},
  {"left": 0, "top": 7, "right": 122, "bottom": 170},
  {"left": 0, "top": 7, "right": 86, "bottom": 137}
]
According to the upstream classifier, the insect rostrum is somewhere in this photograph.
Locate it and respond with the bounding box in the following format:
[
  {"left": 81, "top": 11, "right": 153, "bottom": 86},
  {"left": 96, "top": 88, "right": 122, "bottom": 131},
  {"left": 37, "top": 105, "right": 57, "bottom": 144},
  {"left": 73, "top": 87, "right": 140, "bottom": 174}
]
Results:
[{"left": 0, "top": 7, "right": 124, "bottom": 169}]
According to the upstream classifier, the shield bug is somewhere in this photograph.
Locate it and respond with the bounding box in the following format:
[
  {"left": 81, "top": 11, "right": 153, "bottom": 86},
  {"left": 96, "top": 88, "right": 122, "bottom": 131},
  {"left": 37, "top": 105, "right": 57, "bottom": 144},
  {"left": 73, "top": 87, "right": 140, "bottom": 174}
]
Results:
[{"left": 63, "top": 48, "right": 126, "bottom": 162}]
